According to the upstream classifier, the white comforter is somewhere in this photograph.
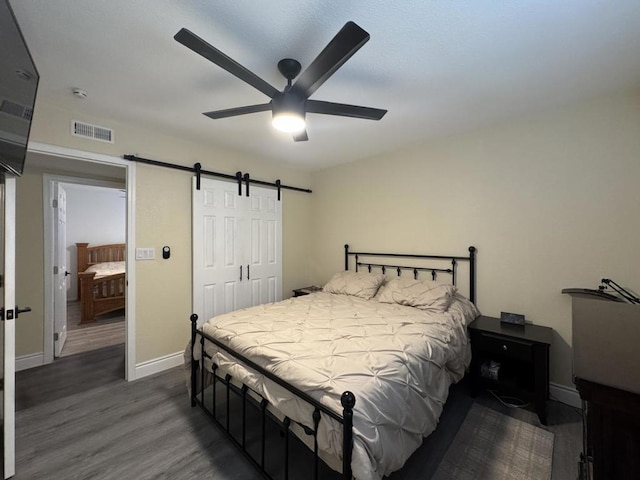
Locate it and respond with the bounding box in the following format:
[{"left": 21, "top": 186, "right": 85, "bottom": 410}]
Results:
[
  {"left": 194, "top": 292, "right": 477, "bottom": 480},
  {"left": 84, "top": 261, "right": 125, "bottom": 278}
]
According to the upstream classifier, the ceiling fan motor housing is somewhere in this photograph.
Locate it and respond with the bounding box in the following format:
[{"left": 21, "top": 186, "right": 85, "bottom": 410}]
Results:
[{"left": 272, "top": 93, "right": 305, "bottom": 117}]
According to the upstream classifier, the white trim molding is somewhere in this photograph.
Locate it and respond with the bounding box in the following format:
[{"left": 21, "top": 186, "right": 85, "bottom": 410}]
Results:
[
  {"left": 16, "top": 353, "right": 44, "bottom": 372},
  {"left": 135, "top": 351, "right": 184, "bottom": 380},
  {"left": 550, "top": 381, "right": 581, "bottom": 409},
  {"left": 28, "top": 141, "right": 137, "bottom": 381}
]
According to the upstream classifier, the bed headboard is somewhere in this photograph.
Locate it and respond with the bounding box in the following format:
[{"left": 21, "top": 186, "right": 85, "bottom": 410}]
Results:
[
  {"left": 344, "top": 244, "right": 477, "bottom": 304},
  {"left": 76, "top": 242, "right": 126, "bottom": 273}
]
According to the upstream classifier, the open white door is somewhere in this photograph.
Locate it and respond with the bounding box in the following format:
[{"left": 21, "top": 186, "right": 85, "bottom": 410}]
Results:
[
  {"left": 1, "top": 175, "right": 17, "bottom": 478},
  {"left": 53, "top": 183, "right": 67, "bottom": 357}
]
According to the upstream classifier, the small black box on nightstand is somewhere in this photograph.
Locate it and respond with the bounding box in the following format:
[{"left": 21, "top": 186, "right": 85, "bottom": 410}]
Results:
[{"left": 500, "top": 311, "right": 525, "bottom": 325}]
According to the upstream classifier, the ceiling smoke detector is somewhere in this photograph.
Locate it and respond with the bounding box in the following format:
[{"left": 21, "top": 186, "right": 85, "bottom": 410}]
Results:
[{"left": 72, "top": 88, "right": 88, "bottom": 99}]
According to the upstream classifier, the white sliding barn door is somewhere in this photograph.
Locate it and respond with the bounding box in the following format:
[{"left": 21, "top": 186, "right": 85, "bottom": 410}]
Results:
[
  {"left": 245, "top": 188, "right": 281, "bottom": 306},
  {"left": 193, "top": 177, "right": 244, "bottom": 323},
  {"left": 193, "top": 177, "right": 282, "bottom": 325}
]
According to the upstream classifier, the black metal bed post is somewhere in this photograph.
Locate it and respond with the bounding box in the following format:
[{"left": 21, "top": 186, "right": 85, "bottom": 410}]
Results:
[
  {"left": 468, "top": 246, "right": 476, "bottom": 304},
  {"left": 190, "top": 314, "right": 198, "bottom": 407},
  {"left": 344, "top": 244, "right": 349, "bottom": 271},
  {"left": 341, "top": 391, "right": 356, "bottom": 479}
]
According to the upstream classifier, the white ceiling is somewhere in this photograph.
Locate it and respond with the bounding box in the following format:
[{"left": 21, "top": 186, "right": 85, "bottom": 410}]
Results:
[{"left": 11, "top": 0, "right": 640, "bottom": 171}]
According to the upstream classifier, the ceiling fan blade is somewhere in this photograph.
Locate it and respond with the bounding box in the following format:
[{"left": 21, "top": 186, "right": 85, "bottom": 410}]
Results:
[
  {"left": 175, "top": 28, "right": 279, "bottom": 99},
  {"left": 293, "top": 130, "right": 309, "bottom": 142},
  {"left": 203, "top": 103, "right": 271, "bottom": 119},
  {"left": 289, "top": 21, "right": 369, "bottom": 100},
  {"left": 306, "top": 100, "right": 387, "bottom": 120}
]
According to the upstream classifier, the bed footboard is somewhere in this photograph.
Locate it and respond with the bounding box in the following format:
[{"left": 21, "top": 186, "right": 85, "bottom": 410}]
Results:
[
  {"left": 76, "top": 242, "right": 126, "bottom": 324},
  {"left": 189, "top": 314, "right": 355, "bottom": 479},
  {"left": 78, "top": 271, "right": 125, "bottom": 323}
]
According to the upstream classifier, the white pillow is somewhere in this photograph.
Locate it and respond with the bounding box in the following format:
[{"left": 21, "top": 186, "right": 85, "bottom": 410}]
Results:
[
  {"left": 448, "top": 292, "right": 481, "bottom": 325},
  {"left": 377, "top": 277, "right": 456, "bottom": 312},
  {"left": 323, "top": 271, "right": 385, "bottom": 300}
]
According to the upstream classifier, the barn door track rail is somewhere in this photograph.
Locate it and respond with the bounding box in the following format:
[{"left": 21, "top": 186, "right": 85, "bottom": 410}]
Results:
[{"left": 124, "top": 154, "right": 312, "bottom": 200}]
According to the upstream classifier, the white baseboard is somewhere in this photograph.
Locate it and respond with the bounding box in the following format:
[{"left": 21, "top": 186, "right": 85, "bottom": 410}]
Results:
[
  {"left": 16, "top": 352, "right": 44, "bottom": 371},
  {"left": 135, "top": 351, "right": 184, "bottom": 380},
  {"left": 550, "top": 382, "right": 581, "bottom": 409}
]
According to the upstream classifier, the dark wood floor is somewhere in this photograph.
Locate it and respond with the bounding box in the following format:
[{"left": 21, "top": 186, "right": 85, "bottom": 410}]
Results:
[
  {"left": 16, "top": 344, "right": 124, "bottom": 411},
  {"left": 12, "top": 346, "right": 582, "bottom": 479}
]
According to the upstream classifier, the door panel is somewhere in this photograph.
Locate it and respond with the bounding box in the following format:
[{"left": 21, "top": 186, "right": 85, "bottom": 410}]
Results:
[
  {"left": 53, "top": 183, "right": 67, "bottom": 357},
  {"left": 246, "top": 187, "right": 281, "bottom": 306},
  {"left": 1, "top": 175, "right": 17, "bottom": 478},
  {"left": 193, "top": 177, "right": 244, "bottom": 323}
]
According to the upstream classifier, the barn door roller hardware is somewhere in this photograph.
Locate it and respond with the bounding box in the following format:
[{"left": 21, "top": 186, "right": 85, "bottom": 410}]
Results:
[{"left": 123, "top": 155, "right": 312, "bottom": 199}]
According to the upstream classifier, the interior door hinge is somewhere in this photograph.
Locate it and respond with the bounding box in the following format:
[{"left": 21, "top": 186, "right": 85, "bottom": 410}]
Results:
[
  {"left": 52, "top": 199, "right": 58, "bottom": 208},
  {"left": 54, "top": 332, "right": 59, "bottom": 341},
  {"left": 53, "top": 266, "right": 59, "bottom": 275}
]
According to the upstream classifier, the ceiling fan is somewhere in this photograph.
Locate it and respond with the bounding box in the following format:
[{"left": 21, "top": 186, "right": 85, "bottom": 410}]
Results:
[{"left": 174, "top": 21, "right": 387, "bottom": 142}]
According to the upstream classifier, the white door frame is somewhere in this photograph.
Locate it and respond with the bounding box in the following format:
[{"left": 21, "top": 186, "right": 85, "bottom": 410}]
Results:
[{"left": 30, "top": 142, "right": 137, "bottom": 381}]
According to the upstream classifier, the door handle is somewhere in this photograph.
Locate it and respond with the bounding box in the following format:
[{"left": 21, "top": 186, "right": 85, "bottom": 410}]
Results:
[
  {"left": 247, "top": 265, "right": 250, "bottom": 280},
  {"left": 65, "top": 271, "right": 71, "bottom": 276},
  {"left": 16, "top": 306, "right": 32, "bottom": 318},
  {"left": 0, "top": 306, "right": 31, "bottom": 321},
  {"left": 240, "top": 265, "right": 243, "bottom": 281}
]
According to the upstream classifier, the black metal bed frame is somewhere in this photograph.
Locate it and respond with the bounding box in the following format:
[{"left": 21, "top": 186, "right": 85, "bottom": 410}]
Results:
[
  {"left": 190, "top": 244, "right": 477, "bottom": 479},
  {"left": 345, "top": 244, "right": 477, "bottom": 304}
]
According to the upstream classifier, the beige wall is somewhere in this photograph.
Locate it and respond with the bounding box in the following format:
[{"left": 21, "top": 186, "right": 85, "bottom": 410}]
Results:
[
  {"left": 16, "top": 98, "right": 313, "bottom": 364},
  {"left": 15, "top": 171, "right": 45, "bottom": 356},
  {"left": 309, "top": 90, "right": 640, "bottom": 388},
  {"left": 19, "top": 90, "right": 640, "bottom": 386}
]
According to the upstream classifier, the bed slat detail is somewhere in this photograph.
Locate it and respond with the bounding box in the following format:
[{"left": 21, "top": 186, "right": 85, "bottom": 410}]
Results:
[{"left": 76, "top": 242, "right": 126, "bottom": 323}]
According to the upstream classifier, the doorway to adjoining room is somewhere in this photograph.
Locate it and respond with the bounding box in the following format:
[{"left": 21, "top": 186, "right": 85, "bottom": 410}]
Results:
[{"left": 54, "top": 183, "right": 126, "bottom": 358}]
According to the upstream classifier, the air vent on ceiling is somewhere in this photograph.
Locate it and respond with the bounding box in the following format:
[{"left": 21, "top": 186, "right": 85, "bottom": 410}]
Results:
[
  {"left": 0, "top": 99, "right": 33, "bottom": 121},
  {"left": 71, "top": 120, "right": 114, "bottom": 143}
]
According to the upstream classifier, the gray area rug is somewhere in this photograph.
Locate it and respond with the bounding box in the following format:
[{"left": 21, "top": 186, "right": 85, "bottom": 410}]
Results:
[{"left": 432, "top": 403, "right": 554, "bottom": 480}]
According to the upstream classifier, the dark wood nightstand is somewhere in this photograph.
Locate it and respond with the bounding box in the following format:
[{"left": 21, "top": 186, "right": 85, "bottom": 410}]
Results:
[
  {"left": 292, "top": 286, "right": 323, "bottom": 297},
  {"left": 468, "top": 315, "right": 553, "bottom": 425}
]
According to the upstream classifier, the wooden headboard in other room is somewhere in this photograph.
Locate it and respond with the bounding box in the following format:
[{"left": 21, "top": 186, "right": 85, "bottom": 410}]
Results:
[{"left": 76, "top": 242, "right": 126, "bottom": 273}]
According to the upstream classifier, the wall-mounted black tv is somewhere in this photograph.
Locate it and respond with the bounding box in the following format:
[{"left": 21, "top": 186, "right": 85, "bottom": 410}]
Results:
[{"left": 0, "top": 0, "right": 39, "bottom": 176}]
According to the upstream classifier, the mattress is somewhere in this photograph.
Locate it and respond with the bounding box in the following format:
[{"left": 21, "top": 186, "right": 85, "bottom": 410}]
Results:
[
  {"left": 84, "top": 260, "right": 126, "bottom": 278},
  {"left": 193, "top": 291, "right": 478, "bottom": 480}
]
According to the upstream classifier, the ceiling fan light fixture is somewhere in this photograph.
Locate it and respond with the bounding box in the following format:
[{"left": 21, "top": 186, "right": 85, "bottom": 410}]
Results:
[
  {"left": 271, "top": 93, "right": 306, "bottom": 132},
  {"left": 272, "top": 112, "right": 306, "bottom": 133}
]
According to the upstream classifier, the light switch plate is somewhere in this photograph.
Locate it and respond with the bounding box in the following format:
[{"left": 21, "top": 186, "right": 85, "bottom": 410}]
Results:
[{"left": 135, "top": 247, "right": 155, "bottom": 260}]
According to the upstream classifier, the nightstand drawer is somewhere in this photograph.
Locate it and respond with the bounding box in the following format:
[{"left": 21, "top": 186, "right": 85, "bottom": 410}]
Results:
[{"left": 471, "top": 331, "right": 534, "bottom": 362}]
